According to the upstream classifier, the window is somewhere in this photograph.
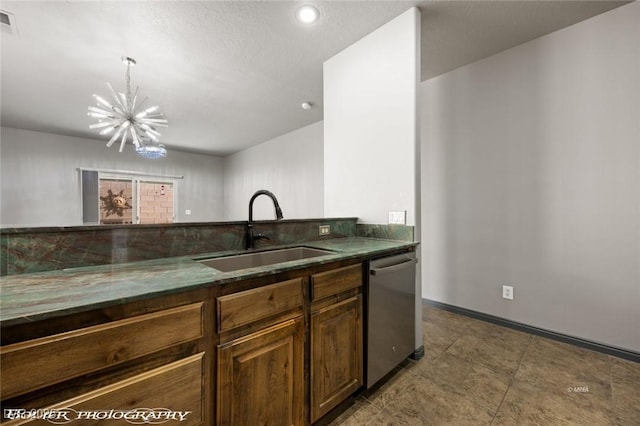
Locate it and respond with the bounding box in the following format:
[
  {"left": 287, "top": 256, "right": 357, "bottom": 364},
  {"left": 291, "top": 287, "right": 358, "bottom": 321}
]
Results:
[
  {"left": 137, "top": 181, "right": 174, "bottom": 224},
  {"left": 81, "top": 169, "right": 180, "bottom": 225},
  {"left": 99, "top": 177, "right": 135, "bottom": 224}
]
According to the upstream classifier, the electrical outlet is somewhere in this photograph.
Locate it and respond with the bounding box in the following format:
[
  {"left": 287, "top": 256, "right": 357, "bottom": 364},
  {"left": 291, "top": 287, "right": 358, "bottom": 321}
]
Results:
[
  {"left": 185, "top": 209, "right": 191, "bottom": 215},
  {"left": 502, "top": 285, "right": 514, "bottom": 300},
  {"left": 319, "top": 225, "right": 331, "bottom": 236},
  {"left": 388, "top": 211, "right": 406, "bottom": 225}
]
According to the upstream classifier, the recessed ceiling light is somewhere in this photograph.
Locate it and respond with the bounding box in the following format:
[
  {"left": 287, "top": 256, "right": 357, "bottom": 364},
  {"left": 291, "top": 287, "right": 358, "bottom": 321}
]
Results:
[{"left": 296, "top": 5, "right": 319, "bottom": 24}]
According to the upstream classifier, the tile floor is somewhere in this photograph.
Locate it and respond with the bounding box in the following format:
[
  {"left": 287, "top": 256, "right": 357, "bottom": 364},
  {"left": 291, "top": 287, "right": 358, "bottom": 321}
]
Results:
[{"left": 330, "top": 303, "right": 640, "bottom": 425}]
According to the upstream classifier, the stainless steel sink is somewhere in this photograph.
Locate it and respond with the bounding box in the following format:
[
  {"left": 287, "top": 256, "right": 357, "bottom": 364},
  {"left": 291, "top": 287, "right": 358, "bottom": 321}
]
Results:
[{"left": 197, "top": 247, "right": 334, "bottom": 272}]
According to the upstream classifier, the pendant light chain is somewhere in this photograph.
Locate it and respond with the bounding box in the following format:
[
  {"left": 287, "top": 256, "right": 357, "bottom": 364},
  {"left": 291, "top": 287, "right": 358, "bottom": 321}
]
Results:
[{"left": 125, "top": 60, "right": 132, "bottom": 107}]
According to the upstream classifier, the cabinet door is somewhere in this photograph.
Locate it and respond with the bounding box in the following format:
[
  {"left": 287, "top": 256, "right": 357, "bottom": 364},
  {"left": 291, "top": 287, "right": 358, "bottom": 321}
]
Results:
[
  {"left": 311, "top": 295, "right": 363, "bottom": 423},
  {"left": 217, "top": 318, "right": 304, "bottom": 426}
]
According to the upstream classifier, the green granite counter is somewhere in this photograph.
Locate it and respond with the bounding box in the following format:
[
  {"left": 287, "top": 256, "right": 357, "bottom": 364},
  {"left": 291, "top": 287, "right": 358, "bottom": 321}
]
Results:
[{"left": 0, "top": 237, "right": 416, "bottom": 327}]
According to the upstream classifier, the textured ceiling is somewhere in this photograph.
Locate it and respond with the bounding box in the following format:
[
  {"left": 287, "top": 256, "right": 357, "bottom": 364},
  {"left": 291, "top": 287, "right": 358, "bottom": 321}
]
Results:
[{"left": 0, "top": 1, "right": 629, "bottom": 156}]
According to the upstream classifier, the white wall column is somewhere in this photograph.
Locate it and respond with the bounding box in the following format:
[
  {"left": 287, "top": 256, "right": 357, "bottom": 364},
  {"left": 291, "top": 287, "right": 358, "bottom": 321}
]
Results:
[{"left": 323, "top": 7, "right": 422, "bottom": 352}]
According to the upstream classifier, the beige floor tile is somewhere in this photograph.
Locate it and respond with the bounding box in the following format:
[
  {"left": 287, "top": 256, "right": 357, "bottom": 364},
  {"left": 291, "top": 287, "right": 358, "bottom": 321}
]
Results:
[
  {"left": 329, "top": 397, "right": 384, "bottom": 426},
  {"left": 362, "top": 364, "right": 420, "bottom": 410},
  {"left": 463, "top": 318, "right": 533, "bottom": 345},
  {"left": 443, "top": 332, "right": 529, "bottom": 376},
  {"left": 409, "top": 351, "right": 511, "bottom": 412},
  {"left": 422, "top": 305, "right": 471, "bottom": 333},
  {"left": 611, "top": 381, "right": 640, "bottom": 426},
  {"left": 331, "top": 308, "right": 639, "bottom": 426},
  {"left": 373, "top": 373, "right": 494, "bottom": 425},
  {"left": 494, "top": 378, "right": 615, "bottom": 425},
  {"left": 610, "top": 355, "right": 640, "bottom": 386},
  {"left": 516, "top": 349, "right": 612, "bottom": 404},
  {"left": 399, "top": 355, "right": 428, "bottom": 377},
  {"left": 609, "top": 356, "right": 640, "bottom": 424},
  {"left": 524, "top": 336, "right": 611, "bottom": 376},
  {"left": 421, "top": 320, "right": 462, "bottom": 361}
]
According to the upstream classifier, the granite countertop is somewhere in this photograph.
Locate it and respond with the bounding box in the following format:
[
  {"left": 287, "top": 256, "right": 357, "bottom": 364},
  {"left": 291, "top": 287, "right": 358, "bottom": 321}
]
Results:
[{"left": 0, "top": 237, "right": 416, "bottom": 327}]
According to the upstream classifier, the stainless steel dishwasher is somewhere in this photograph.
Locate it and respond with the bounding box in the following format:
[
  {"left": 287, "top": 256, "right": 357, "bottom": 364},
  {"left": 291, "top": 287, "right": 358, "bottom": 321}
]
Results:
[{"left": 367, "top": 252, "right": 417, "bottom": 388}]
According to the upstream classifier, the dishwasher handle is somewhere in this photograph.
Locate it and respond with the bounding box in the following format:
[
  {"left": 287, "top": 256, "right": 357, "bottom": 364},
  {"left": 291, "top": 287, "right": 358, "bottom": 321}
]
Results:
[{"left": 370, "top": 258, "right": 417, "bottom": 276}]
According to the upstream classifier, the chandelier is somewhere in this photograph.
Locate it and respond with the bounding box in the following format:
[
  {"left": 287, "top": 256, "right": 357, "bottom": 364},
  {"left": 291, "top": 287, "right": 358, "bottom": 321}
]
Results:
[{"left": 88, "top": 57, "right": 168, "bottom": 158}]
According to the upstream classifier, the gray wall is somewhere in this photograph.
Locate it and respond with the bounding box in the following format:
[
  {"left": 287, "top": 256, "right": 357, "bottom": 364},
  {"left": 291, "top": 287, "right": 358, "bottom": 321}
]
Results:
[
  {"left": 420, "top": 2, "right": 640, "bottom": 352},
  {"left": 0, "top": 127, "right": 225, "bottom": 227},
  {"left": 223, "top": 121, "right": 324, "bottom": 221}
]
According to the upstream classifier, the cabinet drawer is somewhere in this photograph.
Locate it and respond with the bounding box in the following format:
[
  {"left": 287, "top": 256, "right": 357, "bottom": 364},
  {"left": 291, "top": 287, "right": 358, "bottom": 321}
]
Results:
[
  {"left": 2, "top": 353, "right": 205, "bottom": 426},
  {"left": 311, "top": 264, "right": 362, "bottom": 301},
  {"left": 217, "top": 278, "right": 304, "bottom": 333},
  {"left": 0, "top": 303, "right": 204, "bottom": 400}
]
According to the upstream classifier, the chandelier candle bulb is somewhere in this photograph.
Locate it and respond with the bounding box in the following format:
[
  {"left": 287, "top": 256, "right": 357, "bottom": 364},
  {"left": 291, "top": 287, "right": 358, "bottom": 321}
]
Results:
[
  {"left": 130, "top": 128, "right": 141, "bottom": 148},
  {"left": 99, "top": 126, "right": 115, "bottom": 135},
  {"left": 119, "top": 134, "right": 127, "bottom": 152},
  {"left": 93, "top": 95, "right": 112, "bottom": 108},
  {"left": 89, "top": 122, "right": 115, "bottom": 129},
  {"left": 106, "top": 128, "right": 125, "bottom": 147},
  {"left": 119, "top": 132, "right": 127, "bottom": 150}
]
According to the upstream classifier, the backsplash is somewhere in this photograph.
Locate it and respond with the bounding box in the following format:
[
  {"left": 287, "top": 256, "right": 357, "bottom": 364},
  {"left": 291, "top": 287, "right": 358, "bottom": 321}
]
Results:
[
  {"left": 357, "top": 224, "right": 414, "bottom": 242},
  {"left": 0, "top": 218, "right": 358, "bottom": 276}
]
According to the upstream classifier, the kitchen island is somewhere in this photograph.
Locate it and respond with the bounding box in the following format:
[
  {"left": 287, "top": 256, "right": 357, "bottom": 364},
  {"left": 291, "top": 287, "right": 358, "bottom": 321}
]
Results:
[{"left": 1, "top": 237, "right": 416, "bottom": 425}]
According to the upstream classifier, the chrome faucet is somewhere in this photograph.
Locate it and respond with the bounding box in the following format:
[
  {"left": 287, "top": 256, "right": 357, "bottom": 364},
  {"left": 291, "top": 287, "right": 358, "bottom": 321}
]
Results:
[{"left": 246, "top": 190, "right": 284, "bottom": 249}]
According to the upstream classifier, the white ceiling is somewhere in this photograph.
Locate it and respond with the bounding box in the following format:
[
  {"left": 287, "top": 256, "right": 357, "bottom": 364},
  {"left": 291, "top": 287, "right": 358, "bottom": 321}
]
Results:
[{"left": 0, "top": 1, "right": 629, "bottom": 157}]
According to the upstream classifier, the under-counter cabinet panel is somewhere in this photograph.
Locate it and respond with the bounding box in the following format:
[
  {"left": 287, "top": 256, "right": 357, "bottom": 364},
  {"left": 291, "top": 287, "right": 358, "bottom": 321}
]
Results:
[
  {"left": 310, "top": 296, "right": 363, "bottom": 423},
  {"left": 1, "top": 297, "right": 211, "bottom": 426},
  {"left": 0, "top": 303, "right": 204, "bottom": 400},
  {"left": 217, "top": 318, "right": 305, "bottom": 426},
  {"left": 2, "top": 353, "right": 205, "bottom": 426},
  {"left": 310, "top": 264, "right": 364, "bottom": 423}
]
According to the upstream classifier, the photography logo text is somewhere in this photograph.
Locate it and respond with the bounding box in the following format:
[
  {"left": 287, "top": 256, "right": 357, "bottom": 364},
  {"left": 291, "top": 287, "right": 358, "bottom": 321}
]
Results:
[{"left": 3, "top": 408, "right": 191, "bottom": 424}]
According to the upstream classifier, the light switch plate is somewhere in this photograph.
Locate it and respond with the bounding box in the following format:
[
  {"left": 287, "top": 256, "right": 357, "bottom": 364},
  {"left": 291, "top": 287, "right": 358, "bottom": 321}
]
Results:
[
  {"left": 388, "top": 211, "right": 406, "bottom": 225},
  {"left": 319, "top": 225, "right": 331, "bottom": 236}
]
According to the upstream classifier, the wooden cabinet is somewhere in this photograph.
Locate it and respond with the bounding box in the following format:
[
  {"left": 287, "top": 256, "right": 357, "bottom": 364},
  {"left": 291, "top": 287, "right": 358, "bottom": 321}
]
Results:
[
  {"left": 1, "top": 294, "right": 212, "bottom": 426},
  {"left": 216, "top": 278, "right": 305, "bottom": 426},
  {"left": 2, "top": 354, "right": 205, "bottom": 426},
  {"left": 1, "top": 259, "right": 372, "bottom": 426},
  {"left": 217, "top": 318, "right": 304, "bottom": 426},
  {"left": 215, "top": 265, "right": 365, "bottom": 425},
  {"left": 1, "top": 303, "right": 204, "bottom": 400},
  {"left": 310, "top": 265, "right": 364, "bottom": 423}
]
